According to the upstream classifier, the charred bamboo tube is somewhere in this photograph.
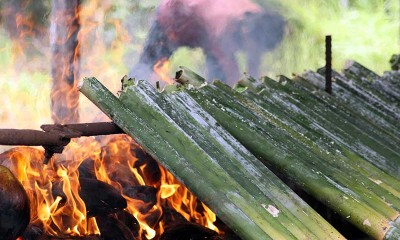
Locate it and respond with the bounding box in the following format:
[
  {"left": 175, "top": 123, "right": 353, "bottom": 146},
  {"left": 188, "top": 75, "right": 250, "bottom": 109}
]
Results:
[
  {"left": 122, "top": 79, "right": 343, "bottom": 239},
  {"left": 184, "top": 82, "right": 400, "bottom": 239},
  {"left": 79, "top": 77, "right": 295, "bottom": 240}
]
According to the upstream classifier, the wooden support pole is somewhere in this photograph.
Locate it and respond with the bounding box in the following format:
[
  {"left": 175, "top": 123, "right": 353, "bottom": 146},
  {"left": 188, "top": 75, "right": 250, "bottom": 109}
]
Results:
[{"left": 325, "top": 35, "right": 332, "bottom": 94}]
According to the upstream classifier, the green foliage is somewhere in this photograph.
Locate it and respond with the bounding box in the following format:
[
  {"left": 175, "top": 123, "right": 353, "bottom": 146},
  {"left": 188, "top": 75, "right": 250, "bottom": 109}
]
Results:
[{"left": 258, "top": 0, "right": 400, "bottom": 76}]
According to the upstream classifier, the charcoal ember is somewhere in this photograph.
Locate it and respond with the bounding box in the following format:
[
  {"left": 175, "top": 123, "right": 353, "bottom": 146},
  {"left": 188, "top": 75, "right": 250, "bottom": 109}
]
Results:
[
  {"left": 78, "top": 158, "right": 96, "bottom": 179},
  {"left": 116, "top": 210, "right": 140, "bottom": 238},
  {"left": 53, "top": 177, "right": 127, "bottom": 217},
  {"left": 96, "top": 215, "right": 137, "bottom": 240},
  {"left": 160, "top": 222, "right": 220, "bottom": 240},
  {"left": 123, "top": 186, "right": 157, "bottom": 213},
  {"left": 0, "top": 166, "right": 30, "bottom": 240},
  {"left": 21, "top": 223, "right": 43, "bottom": 240}
]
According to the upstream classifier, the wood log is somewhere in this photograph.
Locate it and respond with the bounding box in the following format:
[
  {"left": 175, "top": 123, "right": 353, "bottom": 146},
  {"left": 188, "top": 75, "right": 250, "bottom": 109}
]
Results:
[
  {"left": 21, "top": 223, "right": 44, "bottom": 240},
  {"left": 78, "top": 158, "right": 96, "bottom": 179},
  {"left": 161, "top": 206, "right": 188, "bottom": 228},
  {"left": 0, "top": 166, "right": 30, "bottom": 240},
  {"left": 123, "top": 186, "right": 157, "bottom": 214},
  {"left": 130, "top": 141, "right": 161, "bottom": 185},
  {"left": 116, "top": 210, "right": 140, "bottom": 238}
]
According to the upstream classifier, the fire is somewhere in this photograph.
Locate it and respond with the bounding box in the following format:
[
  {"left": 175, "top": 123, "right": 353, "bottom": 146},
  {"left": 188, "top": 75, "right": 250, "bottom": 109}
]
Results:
[
  {"left": 153, "top": 58, "right": 175, "bottom": 84},
  {"left": 92, "top": 135, "right": 219, "bottom": 239},
  {"left": 1, "top": 145, "right": 100, "bottom": 237},
  {"left": 0, "top": 0, "right": 220, "bottom": 239},
  {"left": 0, "top": 135, "right": 220, "bottom": 238}
]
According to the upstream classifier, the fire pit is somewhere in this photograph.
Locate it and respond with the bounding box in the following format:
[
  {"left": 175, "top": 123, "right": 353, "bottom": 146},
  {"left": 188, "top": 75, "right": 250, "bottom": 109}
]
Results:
[{"left": 0, "top": 127, "right": 228, "bottom": 240}]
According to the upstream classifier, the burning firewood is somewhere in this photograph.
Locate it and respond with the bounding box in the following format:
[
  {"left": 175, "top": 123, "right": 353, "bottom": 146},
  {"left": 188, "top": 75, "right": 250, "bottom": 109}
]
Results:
[
  {"left": 116, "top": 210, "right": 140, "bottom": 239},
  {"left": 52, "top": 177, "right": 127, "bottom": 217},
  {"left": 78, "top": 158, "right": 96, "bottom": 179},
  {"left": 95, "top": 215, "right": 137, "bottom": 240},
  {"left": 123, "top": 186, "right": 157, "bottom": 214},
  {"left": 0, "top": 166, "right": 30, "bottom": 240},
  {"left": 161, "top": 206, "right": 188, "bottom": 227},
  {"left": 130, "top": 141, "right": 162, "bottom": 186}
]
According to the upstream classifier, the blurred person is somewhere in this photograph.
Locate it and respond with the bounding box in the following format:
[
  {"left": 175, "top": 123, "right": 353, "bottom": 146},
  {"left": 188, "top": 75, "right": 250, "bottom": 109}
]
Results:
[{"left": 129, "top": 0, "right": 285, "bottom": 85}]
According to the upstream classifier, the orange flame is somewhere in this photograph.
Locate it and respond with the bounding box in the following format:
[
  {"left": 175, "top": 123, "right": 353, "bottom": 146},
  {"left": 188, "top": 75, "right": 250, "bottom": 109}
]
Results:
[
  {"left": 1, "top": 137, "right": 220, "bottom": 238},
  {"left": 153, "top": 58, "right": 175, "bottom": 84},
  {"left": 1, "top": 145, "right": 100, "bottom": 237}
]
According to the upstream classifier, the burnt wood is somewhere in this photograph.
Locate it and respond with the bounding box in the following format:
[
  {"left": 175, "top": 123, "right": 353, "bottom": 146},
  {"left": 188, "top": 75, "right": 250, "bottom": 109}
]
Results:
[
  {"left": 116, "top": 210, "right": 140, "bottom": 238},
  {"left": 52, "top": 177, "right": 127, "bottom": 217},
  {"left": 96, "top": 215, "right": 137, "bottom": 240},
  {"left": 123, "top": 186, "right": 157, "bottom": 213},
  {"left": 0, "top": 166, "right": 30, "bottom": 240}
]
